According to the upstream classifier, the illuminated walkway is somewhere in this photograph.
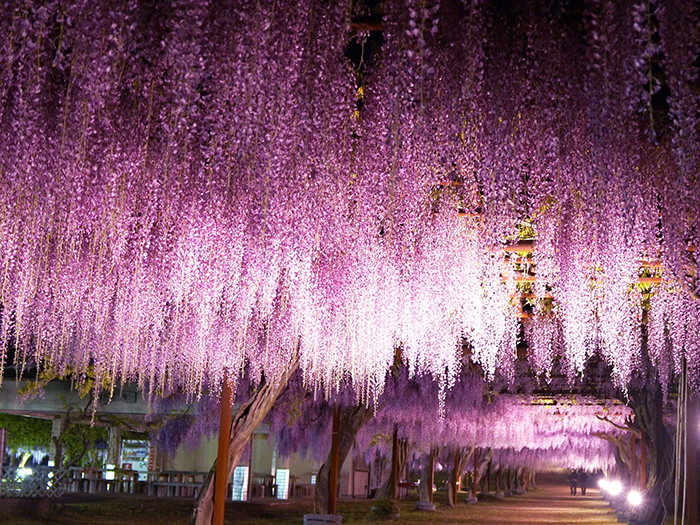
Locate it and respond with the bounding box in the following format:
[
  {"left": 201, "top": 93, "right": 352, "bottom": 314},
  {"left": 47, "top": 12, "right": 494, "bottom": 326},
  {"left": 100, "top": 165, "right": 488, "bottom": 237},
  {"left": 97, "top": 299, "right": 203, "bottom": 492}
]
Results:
[
  {"left": 404, "top": 471, "right": 621, "bottom": 525},
  {"left": 468, "top": 473, "right": 619, "bottom": 525}
]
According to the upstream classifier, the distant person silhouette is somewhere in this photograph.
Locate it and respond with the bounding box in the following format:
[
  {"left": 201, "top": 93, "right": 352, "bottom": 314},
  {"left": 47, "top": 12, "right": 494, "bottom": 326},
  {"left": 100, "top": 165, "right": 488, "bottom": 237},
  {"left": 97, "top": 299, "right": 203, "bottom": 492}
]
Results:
[
  {"left": 579, "top": 471, "right": 588, "bottom": 495},
  {"left": 569, "top": 470, "right": 578, "bottom": 495}
]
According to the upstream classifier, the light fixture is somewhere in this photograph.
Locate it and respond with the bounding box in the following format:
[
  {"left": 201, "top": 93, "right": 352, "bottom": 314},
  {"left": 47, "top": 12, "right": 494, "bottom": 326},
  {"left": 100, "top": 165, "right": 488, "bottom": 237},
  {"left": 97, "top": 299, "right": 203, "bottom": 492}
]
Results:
[
  {"left": 608, "top": 480, "right": 623, "bottom": 496},
  {"left": 627, "top": 490, "right": 642, "bottom": 506}
]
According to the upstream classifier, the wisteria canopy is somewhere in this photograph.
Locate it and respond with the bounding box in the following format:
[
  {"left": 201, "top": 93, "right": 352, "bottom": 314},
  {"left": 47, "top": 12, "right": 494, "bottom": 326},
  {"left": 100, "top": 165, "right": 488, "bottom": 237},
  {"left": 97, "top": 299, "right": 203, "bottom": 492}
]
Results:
[
  {"left": 257, "top": 369, "right": 634, "bottom": 472},
  {"left": 0, "top": 0, "right": 698, "bottom": 410}
]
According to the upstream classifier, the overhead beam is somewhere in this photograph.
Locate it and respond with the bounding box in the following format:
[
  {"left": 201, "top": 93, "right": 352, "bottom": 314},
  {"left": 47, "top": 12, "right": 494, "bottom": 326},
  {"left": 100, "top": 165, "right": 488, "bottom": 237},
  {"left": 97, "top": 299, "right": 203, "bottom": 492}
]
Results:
[{"left": 349, "top": 21, "right": 383, "bottom": 32}]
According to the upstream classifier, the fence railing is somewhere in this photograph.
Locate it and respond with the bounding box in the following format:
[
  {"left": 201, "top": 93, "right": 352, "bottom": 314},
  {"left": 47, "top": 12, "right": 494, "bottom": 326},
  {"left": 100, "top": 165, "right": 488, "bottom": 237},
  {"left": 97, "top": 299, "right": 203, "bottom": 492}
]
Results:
[
  {"left": 0, "top": 467, "right": 209, "bottom": 498},
  {"left": 0, "top": 466, "right": 70, "bottom": 498}
]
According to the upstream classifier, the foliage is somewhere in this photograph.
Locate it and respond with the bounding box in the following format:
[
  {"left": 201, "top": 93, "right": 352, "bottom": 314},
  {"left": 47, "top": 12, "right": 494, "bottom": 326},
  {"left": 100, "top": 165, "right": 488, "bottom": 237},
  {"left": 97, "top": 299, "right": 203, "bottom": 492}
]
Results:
[
  {"left": 0, "top": 1, "right": 698, "bottom": 498},
  {"left": 0, "top": 414, "right": 51, "bottom": 455},
  {"left": 369, "top": 498, "right": 400, "bottom": 520},
  {"left": 61, "top": 422, "right": 108, "bottom": 467}
]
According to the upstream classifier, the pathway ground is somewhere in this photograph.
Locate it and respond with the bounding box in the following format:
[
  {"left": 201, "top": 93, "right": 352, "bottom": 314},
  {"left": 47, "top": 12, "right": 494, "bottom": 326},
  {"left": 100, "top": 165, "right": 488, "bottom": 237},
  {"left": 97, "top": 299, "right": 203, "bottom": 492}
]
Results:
[{"left": 3, "top": 471, "right": 623, "bottom": 524}]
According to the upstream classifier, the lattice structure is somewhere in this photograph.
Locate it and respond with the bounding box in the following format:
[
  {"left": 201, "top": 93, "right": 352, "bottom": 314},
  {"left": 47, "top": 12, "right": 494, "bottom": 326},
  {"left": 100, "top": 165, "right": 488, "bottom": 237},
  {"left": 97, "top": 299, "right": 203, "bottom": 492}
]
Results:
[{"left": 0, "top": 467, "right": 69, "bottom": 498}]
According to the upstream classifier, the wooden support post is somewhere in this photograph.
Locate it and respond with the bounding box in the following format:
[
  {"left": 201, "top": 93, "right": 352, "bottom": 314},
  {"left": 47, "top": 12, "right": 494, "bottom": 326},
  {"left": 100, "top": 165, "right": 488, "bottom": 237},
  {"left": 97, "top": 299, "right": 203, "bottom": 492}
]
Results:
[
  {"left": 687, "top": 396, "right": 698, "bottom": 525},
  {"left": 351, "top": 456, "right": 355, "bottom": 499},
  {"left": 0, "top": 428, "right": 6, "bottom": 475},
  {"left": 213, "top": 373, "right": 233, "bottom": 525},
  {"left": 428, "top": 447, "right": 435, "bottom": 503},
  {"left": 247, "top": 434, "right": 254, "bottom": 501},
  {"left": 496, "top": 467, "right": 502, "bottom": 494},
  {"left": 451, "top": 449, "right": 460, "bottom": 505},
  {"left": 473, "top": 450, "right": 478, "bottom": 499},
  {"left": 640, "top": 432, "right": 647, "bottom": 491},
  {"left": 391, "top": 426, "right": 399, "bottom": 500},
  {"left": 328, "top": 406, "right": 341, "bottom": 515},
  {"left": 630, "top": 433, "right": 637, "bottom": 488},
  {"left": 487, "top": 461, "right": 491, "bottom": 494}
]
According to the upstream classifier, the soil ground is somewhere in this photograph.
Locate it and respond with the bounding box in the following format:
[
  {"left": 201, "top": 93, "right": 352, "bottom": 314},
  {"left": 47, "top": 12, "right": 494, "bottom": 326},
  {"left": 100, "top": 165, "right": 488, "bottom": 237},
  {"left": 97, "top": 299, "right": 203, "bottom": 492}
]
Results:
[{"left": 3, "top": 471, "right": 638, "bottom": 524}]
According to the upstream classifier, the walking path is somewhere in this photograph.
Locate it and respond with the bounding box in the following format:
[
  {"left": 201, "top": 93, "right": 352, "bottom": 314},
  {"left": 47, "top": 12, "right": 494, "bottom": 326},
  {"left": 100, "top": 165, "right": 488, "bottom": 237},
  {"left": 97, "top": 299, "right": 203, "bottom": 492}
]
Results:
[{"left": 440, "top": 472, "right": 620, "bottom": 525}]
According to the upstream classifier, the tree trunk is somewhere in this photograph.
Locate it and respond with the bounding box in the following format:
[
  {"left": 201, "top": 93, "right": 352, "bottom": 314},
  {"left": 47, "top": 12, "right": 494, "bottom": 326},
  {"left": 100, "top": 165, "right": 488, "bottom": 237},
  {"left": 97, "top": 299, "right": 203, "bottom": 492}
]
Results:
[
  {"left": 314, "top": 404, "right": 372, "bottom": 513},
  {"left": 446, "top": 447, "right": 474, "bottom": 507},
  {"left": 475, "top": 449, "right": 493, "bottom": 493},
  {"left": 375, "top": 437, "right": 408, "bottom": 500},
  {"left": 419, "top": 447, "right": 438, "bottom": 502},
  {"left": 627, "top": 384, "right": 674, "bottom": 525},
  {"left": 190, "top": 357, "right": 299, "bottom": 525}
]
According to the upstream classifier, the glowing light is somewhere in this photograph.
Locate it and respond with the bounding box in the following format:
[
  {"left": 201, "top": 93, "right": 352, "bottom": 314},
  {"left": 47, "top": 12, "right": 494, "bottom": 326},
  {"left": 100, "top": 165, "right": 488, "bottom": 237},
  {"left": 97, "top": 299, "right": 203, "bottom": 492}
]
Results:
[
  {"left": 627, "top": 490, "right": 643, "bottom": 506},
  {"left": 104, "top": 464, "right": 116, "bottom": 481},
  {"left": 18, "top": 468, "right": 33, "bottom": 478},
  {"left": 608, "top": 481, "right": 623, "bottom": 496},
  {"left": 598, "top": 479, "right": 609, "bottom": 490}
]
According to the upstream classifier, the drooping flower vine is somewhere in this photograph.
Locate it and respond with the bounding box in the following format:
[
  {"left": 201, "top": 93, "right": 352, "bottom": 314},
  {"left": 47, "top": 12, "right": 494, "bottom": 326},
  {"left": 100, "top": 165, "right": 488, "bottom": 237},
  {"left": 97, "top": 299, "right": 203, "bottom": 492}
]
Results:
[{"left": 0, "top": 0, "right": 697, "bottom": 407}]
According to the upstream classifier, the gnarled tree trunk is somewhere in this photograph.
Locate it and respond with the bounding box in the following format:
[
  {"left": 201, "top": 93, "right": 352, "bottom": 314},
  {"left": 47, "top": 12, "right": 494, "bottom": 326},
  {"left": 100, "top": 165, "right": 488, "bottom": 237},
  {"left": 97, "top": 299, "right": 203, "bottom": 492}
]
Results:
[
  {"left": 190, "top": 357, "right": 299, "bottom": 525},
  {"left": 375, "top": 435, "right": 408, "bottom": 500},
  {"left": 629, "top": 385, "right": 674, "bottom": 525},
  {"left": 447, "top": 447, "right": 474, "bottom": 506},
  {"left": 314, "top": 404, "right": 372, "bottom": 513},
  {"left": 418, "top": 447, "right": 439, "bottom": 502}
]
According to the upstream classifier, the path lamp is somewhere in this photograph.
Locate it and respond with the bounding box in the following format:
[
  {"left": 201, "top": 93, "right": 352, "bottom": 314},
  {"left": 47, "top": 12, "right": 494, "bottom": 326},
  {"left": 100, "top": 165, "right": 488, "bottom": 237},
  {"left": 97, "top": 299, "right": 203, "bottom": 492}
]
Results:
[
  {"left": 608, "top": 480, "right": 623, "bottom": 497},
  {"left": 627, "top": 490, "right": 642, "bottom": 507}
]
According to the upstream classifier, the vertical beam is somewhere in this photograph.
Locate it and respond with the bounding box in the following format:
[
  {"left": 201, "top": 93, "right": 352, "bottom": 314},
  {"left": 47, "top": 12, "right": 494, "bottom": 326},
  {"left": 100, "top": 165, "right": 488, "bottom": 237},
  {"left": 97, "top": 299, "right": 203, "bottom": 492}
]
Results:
[
  {"left": 487, "top": 461, "right": 491, "bottom": 494},
  {"left": 630, "top": 433, "right": 637, "bottom": 488},
  {"left": 473, "top": 450, "right": 478, "bottom": 499},
  {"left": 687, "top": 396, "right": 698, "bottom": 525},
  {"left": 351, "top": 456, "right": 355, "bottom": 498},
  {"left": 391, "top": 426, "right": 399, "bottom": 500},
  {"left": 0, "top": 428, "right": 6, "bottom": 476},
  {"left": 451, "top": 449, "right": 459, "bottom": 505},
  {"left": 427, "top": 447, "right": 435, "bottom": 503},
  {"left": 496, "top": 467, "right": 502, "bottom": 494},
  {"left": 329, "top": 406, "right": 341, "bottom": 514},
  {"left": 213, "top": 373, "right": 233, "bottom": 525},
  {"left": 640, "top": 432, "right": 647, "bottom": 491},
  {"left": 247, "top": 434, "right": 254, "bottom": 501}
]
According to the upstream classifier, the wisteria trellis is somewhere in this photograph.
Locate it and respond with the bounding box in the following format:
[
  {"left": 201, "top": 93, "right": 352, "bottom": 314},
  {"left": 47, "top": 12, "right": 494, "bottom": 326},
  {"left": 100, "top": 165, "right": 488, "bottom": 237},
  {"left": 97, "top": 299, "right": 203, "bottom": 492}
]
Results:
[{"left": 0, "top": 0, "right": 698, "bottom": 405}]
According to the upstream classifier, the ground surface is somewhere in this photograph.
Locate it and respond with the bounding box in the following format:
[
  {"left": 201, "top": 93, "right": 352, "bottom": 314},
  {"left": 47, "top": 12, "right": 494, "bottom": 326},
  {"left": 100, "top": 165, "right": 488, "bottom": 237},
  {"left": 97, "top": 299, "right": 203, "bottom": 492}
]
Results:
[{"left": 5, "top": 472, "right": 627, "bottom": 524}]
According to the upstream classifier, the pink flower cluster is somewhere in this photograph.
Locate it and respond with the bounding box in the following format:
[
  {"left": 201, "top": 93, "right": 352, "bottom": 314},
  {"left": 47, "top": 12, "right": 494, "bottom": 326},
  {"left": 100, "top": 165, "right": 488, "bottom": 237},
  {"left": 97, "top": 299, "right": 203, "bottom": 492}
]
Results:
[{"left": 0, "top": 0, "right": 697, "bottom": 406}]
